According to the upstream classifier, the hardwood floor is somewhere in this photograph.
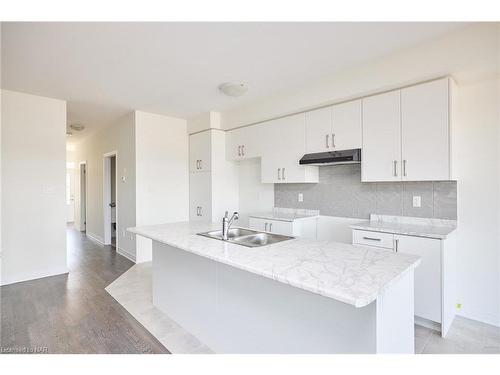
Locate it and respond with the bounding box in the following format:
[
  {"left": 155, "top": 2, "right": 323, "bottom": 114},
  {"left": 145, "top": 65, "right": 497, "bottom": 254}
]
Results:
[{"left": 0, "top": 225, "right": 170, "bottom": 354}]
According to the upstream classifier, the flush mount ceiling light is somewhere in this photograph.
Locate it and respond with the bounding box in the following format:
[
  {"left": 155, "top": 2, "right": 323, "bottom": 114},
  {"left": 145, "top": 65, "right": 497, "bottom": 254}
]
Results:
[
  {"left": 69, "top": 123, "right": 85, "bottom": 131},
  {"left": 218, "top": 82, "right": 248, "bottom": 97}
]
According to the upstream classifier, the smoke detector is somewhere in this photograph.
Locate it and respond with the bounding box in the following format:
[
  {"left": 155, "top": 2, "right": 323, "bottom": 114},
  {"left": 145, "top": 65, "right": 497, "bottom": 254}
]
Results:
[
  {"left": 218, "top": 82, "right": 248, "bottom": 97},
  {"left": 69, "top": 123, "right": 85, "bottom": 131}
]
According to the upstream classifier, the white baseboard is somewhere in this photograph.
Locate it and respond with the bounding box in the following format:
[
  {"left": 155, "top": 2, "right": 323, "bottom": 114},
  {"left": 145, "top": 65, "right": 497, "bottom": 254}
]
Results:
[
  {"left": 415, "top": 316, "right": 441, "bottom": 332},
  {"left": 0, "top": 267, "right": 69, "bottom": 286},
  {"left": 86, "top": 232, "right": 104, "bottom": 245},
  {"left": 117, "top": 247, "right": 136, "bottom": 263},
  {"left": 458, "top": 310, "right": 500, "bottom": 328}
]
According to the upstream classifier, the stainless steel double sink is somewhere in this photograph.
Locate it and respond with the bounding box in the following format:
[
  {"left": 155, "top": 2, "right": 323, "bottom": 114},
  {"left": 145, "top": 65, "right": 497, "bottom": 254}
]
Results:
[{"left": 197, "top": 227, "right": 294, "bottom": 248}]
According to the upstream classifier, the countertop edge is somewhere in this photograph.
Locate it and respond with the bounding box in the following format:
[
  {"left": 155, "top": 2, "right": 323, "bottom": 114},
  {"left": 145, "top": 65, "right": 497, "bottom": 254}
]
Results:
[
  {"left": 349, "top": 223, "right": 456, "bottom": 240},
  {"left": 128, "top": 226, "right": 420, "bottom": 308}
]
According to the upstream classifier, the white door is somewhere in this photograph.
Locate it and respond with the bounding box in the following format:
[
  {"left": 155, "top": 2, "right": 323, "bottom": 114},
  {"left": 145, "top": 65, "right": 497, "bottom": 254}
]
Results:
[
  {"left": 248, "top": 217, "right": 267, "bottom": 232},
  {"left": 332, "top": 100, "right": 362, "bottom": 150},
  {"left": 401, "top": 78, "right": 450, "bottom": 181},
  {"left": 226, "top": 124, "right": 263, "bottom": 160},
  {"left": 305, "top": 106, "right": 333, "bottom": 153},
  {"left": 189, "top": 131, "right": 211, "bottom": 172},
  {"left": 361, "top": 90, "right": 402, "bottom": 182},
  {"left": 66, "top": 166, "right": 75, "bottom": 222},
  {"left": 395, "top": 234, "right": 442, "bottom": 323},
  {"left": 261, "top": 113, "right": 317, "bottom": 183},
  {"left": 189, "top": 172, "right": 211, "bottom": 221}
]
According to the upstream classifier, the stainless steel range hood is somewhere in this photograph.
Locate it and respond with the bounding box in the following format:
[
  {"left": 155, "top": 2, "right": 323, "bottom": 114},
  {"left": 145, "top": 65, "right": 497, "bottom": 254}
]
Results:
[{"left": 299, "top": 148, "right": 361, "bottom": 166}]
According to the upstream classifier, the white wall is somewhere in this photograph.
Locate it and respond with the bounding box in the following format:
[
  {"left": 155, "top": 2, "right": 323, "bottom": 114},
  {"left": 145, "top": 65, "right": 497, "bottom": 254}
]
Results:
[
  {"left": 134, "top": 110, "right": 189, "bottom": 262},
  {"left": 237, "top": 159, "right": 274, "bottom": 227},
  {"left": 74, "top": 113, "right": 136, "bottom": 260},
  {"left": 1, "top": 90, "right": 67, "bottom": 285},
  {"left": 222, "top": 23, "right": 500, "bottom": 326}
]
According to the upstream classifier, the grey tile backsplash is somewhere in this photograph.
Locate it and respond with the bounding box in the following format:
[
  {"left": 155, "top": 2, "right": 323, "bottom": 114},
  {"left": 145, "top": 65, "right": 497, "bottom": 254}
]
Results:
[{"left": 274, "top": 164, "right": 457, "bottom": 220}]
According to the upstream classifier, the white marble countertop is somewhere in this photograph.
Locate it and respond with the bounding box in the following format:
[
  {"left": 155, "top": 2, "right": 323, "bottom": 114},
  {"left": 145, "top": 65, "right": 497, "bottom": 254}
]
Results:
[
  {"left": 128, "top": 221, "right": 420, "bottom": 308},
  {"left": 350, "top": 215, "right": 457, "bottom": 239}
]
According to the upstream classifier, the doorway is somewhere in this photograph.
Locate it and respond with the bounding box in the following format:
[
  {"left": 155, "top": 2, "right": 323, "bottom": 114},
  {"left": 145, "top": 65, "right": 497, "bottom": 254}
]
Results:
[
  {"left": 79, "top": 162, "right": 87, "bottom": 232},
  {"left": 66, "top": 162, "right": 75, "bottom": 223},
  {"left": 103, "top": 152, "right": 117, "bottom": 246}
]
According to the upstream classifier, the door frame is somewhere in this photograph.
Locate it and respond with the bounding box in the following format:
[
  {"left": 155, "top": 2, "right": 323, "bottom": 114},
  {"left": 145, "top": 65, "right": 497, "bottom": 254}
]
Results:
[
  {"left": 103, "top": 151, "right": 118, "bottom": 245},
  {"left": 79, "top": 161, "right": 88, "bottom": 232}
]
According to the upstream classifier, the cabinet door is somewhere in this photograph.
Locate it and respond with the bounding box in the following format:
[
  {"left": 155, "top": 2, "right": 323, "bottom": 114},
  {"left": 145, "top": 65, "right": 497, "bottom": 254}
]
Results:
[
  {"left": 362, "top": 91, "right": 401, "bottom": 182},
  {"left": 395, "top": 234, "right": 442, "bottom": 323},
  {"left": 261, "top": 114, "right": 318, "bottom": 183},
  {"left": 189, "top": 172, "right": 211, "bottom": 221},
  {"left": 226, "top": 124, "right": 264, "bottom": 161},
  {"left": 401, "top": 78, "right": 450, "bottom": 181},
  {"left": 266, "top": 220, "right": 294, "bottom": 236},
  {"left": 248, "top": 217, "right": 267, "bottom": 232},
  {"left": 189, "top": 131, "right": 211, "bottom": 172},
  {"left": 248, "top": 218, "right": 293, "bottom": 236},
  {"left": 332, "top": 100, "right": 362, "bottom": 150},
  {"left": 305, "top": 106, "right": 333, "bottom": 153}
]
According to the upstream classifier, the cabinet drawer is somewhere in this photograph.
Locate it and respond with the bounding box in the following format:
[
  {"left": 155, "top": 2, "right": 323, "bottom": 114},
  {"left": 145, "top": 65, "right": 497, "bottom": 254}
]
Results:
[{"left": 352, "top": 230, "right": 394, "bottom": 249}]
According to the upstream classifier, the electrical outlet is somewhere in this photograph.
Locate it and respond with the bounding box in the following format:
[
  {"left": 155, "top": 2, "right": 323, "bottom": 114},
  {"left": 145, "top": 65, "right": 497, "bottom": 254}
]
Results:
[
  {"left": 412, "top": 196, "right": 421, "bottom": 208},
  {"left": 298, "top": 193, "right": 303, "bottom": 202}
]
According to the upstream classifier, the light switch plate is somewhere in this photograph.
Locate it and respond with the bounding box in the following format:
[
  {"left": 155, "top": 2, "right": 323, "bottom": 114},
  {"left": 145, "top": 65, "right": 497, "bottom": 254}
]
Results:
[
  {"left": 413, "top": 196, "right": 421, "bottom": 208},
  {"left": 298, "top": 193, "right": 303, "bottom": 202}
]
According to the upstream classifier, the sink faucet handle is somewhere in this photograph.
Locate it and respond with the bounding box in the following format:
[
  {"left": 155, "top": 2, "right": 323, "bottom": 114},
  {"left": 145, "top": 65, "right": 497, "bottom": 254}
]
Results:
[{"left": 233, "top": 211, "right": 239, "bottom": 219}]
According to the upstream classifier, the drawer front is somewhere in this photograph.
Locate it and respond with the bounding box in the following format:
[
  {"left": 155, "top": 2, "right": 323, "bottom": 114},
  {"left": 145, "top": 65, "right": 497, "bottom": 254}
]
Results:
[{"left": 352, "top": 230, "right": 394, "bottom": 249}]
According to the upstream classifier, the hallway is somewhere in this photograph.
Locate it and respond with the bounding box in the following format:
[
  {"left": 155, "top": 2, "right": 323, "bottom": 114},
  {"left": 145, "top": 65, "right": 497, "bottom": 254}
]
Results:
[{"left": 0, "top": 226, "right": 169, "bottom": 354}]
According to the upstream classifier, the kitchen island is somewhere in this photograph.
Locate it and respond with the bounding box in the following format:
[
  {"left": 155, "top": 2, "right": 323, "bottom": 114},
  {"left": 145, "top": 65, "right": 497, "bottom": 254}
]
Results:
[{"left": 129, "top": 221, "right": 421, "bottom": 354}]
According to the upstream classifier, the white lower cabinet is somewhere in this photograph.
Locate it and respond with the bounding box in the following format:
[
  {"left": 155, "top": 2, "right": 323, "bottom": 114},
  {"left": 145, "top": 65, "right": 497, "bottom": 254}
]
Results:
[
  {"left": 248, "top": 217, "right": 293, "bottom": 236},
  {"left": 352, "top": 229, "right": 456, "bottom": 336},
  {"left": 249, "top": 216, "right": 317, "bottom": 238},
  {"left": 394, "top": 234, "right": 442, "bottom": 324}
]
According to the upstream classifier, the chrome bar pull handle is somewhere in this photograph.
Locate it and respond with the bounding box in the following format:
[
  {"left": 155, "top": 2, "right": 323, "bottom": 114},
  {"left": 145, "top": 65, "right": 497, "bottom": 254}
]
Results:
[
  {"left": 241, "top": 145, "right": 245, "bottom": 156},
  {"left": 238, "top": 146, "right": 241, "bottom": 157},
  {"left": 393, "top": 160, "right": 398, "bottom": 177},
  {"left": 403, "top": 160, "right": 407, "bottom": 177},
  {"left": 332, "top": 133, "right": 336, "bottom": 148},
  {"left": 395, "top": 238, "right": 399, "bottom": 252},
  {"left": 269, "top": 223, "right": 273, "bottom": 232},
  {"left": 277, "top": 168, "right": 281, "bottom": 180},
  {"left": 265, "top": 222, "right": 268, "bottom": 231},
  {"left": 325, "top": 134, "right": 329, "bottom": 148},
  {"left": 282, "top": 167, "right": 285, "bottom": 180}
]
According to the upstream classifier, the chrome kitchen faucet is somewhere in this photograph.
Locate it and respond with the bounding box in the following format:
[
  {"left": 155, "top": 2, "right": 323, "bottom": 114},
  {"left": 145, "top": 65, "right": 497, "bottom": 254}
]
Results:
[{"left": 222, "top": 211, "right": 239, "bottom": 240}]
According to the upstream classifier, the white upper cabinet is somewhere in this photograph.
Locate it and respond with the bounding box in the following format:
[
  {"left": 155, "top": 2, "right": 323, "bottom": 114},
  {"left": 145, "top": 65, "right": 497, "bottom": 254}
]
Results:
[
  {"left": 305, "top": 106, "right": 333, "bottom": 153},
  {"left": 401, "top": 78, "right": 451, "bottom": 181},
  {"left": 362, "top": 77, "right": 453, "bottom": 182},
  {"left": 305, "top": 100, "right": 362, "bottom": 154},
  {"left": 332, "top": 100, "right": 362, "bottom": 150},
  {"left": 362, "top": 90, "right": 402, "bottom": 182},
  {"left": 226, "top": 123, "right": 262, "bottom": 160},
  {"left": 261, "top": 114, "right": 318, "bottom": 183},
  {"left": 189, "top": 131, "right": 211, "bottom": 172}
]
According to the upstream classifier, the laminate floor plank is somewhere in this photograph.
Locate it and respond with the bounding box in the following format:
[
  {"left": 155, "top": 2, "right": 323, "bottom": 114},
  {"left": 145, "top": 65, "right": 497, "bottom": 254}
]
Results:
[{"left": 0, "top": 225, "right": 170, "bottom": 354}]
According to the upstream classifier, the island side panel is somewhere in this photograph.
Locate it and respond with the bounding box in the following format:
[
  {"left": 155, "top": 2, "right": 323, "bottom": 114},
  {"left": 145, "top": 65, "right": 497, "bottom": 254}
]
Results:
[
  {"left": 152, "top": 241, "right": 378, "bottom": 353},
  {"left": 375, "top": 269, "right": 415, "bottom": 353}
]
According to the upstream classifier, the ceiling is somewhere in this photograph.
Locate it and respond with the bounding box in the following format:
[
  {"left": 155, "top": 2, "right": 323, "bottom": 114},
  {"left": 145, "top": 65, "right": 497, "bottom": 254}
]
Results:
[{"left": 1, "top": 22, "right": 468, "bottom": 143}]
